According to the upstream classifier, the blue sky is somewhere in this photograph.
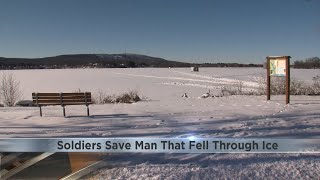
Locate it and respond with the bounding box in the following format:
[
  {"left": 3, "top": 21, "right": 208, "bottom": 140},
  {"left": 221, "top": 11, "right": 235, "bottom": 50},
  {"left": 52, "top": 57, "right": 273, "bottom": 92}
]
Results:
[{"left": 0, "top": 0, "right": 319, "bottom": 63}]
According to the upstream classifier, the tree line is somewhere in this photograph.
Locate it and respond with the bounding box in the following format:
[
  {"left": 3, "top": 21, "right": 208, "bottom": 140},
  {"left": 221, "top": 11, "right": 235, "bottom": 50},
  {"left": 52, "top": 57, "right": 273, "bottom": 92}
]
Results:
[{"left": 294, "top": 57, "right": 320, "bottom": 69}]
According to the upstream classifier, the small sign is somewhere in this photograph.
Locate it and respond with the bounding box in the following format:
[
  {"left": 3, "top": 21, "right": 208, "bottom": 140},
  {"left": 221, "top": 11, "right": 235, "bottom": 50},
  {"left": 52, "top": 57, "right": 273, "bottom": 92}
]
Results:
[
  {"left": 270, "top": 59, "right": 286, "bottom": 76},
  {"left": 266, "top": 56, "right": 291, "bottom": 104}
]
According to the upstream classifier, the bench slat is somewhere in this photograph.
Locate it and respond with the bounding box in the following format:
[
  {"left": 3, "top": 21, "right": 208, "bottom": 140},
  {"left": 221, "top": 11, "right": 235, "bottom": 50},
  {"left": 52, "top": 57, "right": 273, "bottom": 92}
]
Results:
[
  {"left": 33, "top": 99, "right": 92, "bottom": 104},
  {"left": 32, "top": 92, "right": 91, "bottom": 96},
  {"left": 62, "top": 95, "right": 91, "bottom": 98},
  {"left": 32, "top": 96, "right": 92, "bottom": 100},
  {"left": 35, "top": 102, "right": 93, "bottom": 106},
  {"left": 61, "top": 92, "right": 91, "bottom": 96},
  {"left": 32, "top": 93, "right": 60, "bottom": 96}
]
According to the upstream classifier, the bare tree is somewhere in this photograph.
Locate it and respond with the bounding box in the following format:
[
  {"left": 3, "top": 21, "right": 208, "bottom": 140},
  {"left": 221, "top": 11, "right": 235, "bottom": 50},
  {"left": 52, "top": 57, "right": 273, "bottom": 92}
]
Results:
[{"left": 0, "top": 73, "right": 22, "bottom": 106}]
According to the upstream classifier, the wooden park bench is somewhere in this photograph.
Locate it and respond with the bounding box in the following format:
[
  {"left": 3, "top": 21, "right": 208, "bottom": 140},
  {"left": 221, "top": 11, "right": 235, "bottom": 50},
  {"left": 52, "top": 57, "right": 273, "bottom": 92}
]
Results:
[{"left": 32, "top": 92, "right": 92, "bottom": 117}]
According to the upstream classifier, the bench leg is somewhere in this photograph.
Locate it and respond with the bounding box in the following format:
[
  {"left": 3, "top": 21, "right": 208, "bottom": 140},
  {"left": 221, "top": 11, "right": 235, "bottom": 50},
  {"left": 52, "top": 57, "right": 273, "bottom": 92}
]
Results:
[
  {"left": 62, "top": 106, "right": 66, "bottom": 117},
  {"left": 86, "top": 105, "right": 90, "bottom": 116},
  {"left": 39, "top": 106, "right": 42, "bottom": 117}
]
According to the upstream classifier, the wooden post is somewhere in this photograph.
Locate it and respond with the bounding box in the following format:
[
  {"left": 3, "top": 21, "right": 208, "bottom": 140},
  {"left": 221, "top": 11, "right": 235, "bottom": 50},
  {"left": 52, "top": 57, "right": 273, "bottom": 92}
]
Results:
[
  {"left": 84, "top": 92, "right": 90, "bottom": 116},
  {"left": 63, "top": 106, "right": 66, "bottom": 117},
  {"left": 39, "top": 106, "right": 42, "bottom": 117},
  {"left": 60, "top": 93, "right": 66, "bottom": 117},
  {"left": 267, "top": 57, "right": 271, "bottom": 100},
  {"left": 35, "top": 93, "right": 42, "bottom": 116},
  {"left": 285, "top": 57, "right": 290, "bottom": 104}
]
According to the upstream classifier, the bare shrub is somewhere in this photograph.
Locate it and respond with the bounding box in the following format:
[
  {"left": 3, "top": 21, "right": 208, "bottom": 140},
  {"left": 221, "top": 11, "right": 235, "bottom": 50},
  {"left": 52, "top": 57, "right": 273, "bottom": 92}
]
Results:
[
  {"left": 219, "top": 76, "right": 319, "bottom": 97},
  {"left": 220, "top": 85, "right": 238, "bottom": 96},
  {"left": 252, "top": 74, "right": 320, "bottom": 96},
  {"left": 253, "top": 74, "right": 267, "bottom": 95},
  {"left": 93, "top": 90, "right": 141, "bottom": 104},
  {"left": 220, "top": 81, "right": 260, "bottom": 96},
  {"left": 237, "top": 80, "right": 243, "bottom": 94},
  {"left": 307, "top": 76, "right": 320, "bottom": 95},
  {"left": 93, "top": 90, "right": 105, "bottom": 104},
  {"left": 252, "top": 74, "right": 288, "bottom": 95},
  {"left": 313, "top": 75, "right": 320, "bottom": 85},
  {"left": 115, "top": 90, "right": 141, "bottom": 103},
  {"left": 94, "top": 90, "right": 115, "bottom": 104},
  {"left": 101, "top": 95, "right": 115, "bottom": 104},
  {"left": 73, "top": 88, "right": 82, "bottom": 93},
  {"left": 0, "top": 73, "right": 22, "bottom": 106},
  {"left": 270, "top": 76, "right": 286, "bottom": 95},
  {"left": 290, "top": 80, "right": 306, "bottom": 95}
]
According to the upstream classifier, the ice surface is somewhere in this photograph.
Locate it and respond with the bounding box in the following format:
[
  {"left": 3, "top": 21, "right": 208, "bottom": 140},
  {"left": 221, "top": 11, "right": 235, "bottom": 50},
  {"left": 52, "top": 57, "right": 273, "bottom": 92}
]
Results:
[{"left": 0, "top": 68, "right": 319, "bottom": 179}]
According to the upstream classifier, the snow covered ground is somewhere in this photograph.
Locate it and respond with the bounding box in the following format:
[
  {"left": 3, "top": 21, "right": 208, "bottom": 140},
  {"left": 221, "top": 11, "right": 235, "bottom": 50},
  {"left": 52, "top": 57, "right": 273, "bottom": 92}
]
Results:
[{"left": 0, "top": 68, "right": 319, "bottom": 179}]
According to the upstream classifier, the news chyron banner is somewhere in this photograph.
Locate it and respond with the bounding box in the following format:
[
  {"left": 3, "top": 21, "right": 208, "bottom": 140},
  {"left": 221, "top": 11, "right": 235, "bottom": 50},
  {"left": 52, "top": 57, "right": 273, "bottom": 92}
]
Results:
[{"left": 0, "top": 138, "right": 319, "bottom": 153}]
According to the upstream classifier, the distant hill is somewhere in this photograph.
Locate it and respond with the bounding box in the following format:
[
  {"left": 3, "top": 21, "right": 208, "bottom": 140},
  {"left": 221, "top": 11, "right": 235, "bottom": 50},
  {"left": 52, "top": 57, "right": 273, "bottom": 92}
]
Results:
[
  {"left": 0, "top": 54, "right": 262, "bottom": 69},
  {"left": 0, "top": 54, "right": 191, "bottom": 69}
]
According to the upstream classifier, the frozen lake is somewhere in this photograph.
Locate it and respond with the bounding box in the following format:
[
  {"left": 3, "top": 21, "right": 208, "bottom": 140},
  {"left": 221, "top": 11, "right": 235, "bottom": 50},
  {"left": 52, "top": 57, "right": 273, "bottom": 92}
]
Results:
[
  {"left": 1, "top": 67, "right": 319, "bottom": 100},
  {"left": 0, "top": 68, "right": 319, "bottom": 179}
]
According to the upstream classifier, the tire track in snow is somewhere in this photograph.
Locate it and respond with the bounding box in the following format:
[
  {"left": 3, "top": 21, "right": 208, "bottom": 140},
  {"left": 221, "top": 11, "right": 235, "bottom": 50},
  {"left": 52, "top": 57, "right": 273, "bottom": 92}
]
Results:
[
  {"left": 171, "top": 70, "right": 259, "bottom": 88},
  {"left": 112, "top": 72, "right": 259, "bottom": 89},
  {"left": 161, "top": 82, "right": 256, "bottom": 91}
]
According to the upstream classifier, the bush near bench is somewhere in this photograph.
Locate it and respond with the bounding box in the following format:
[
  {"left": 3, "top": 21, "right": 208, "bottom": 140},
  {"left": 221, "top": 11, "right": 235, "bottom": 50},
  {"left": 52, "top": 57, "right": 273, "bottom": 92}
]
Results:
[{"left": 93, "top": 90, "right": 141, "bottom": 104}]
